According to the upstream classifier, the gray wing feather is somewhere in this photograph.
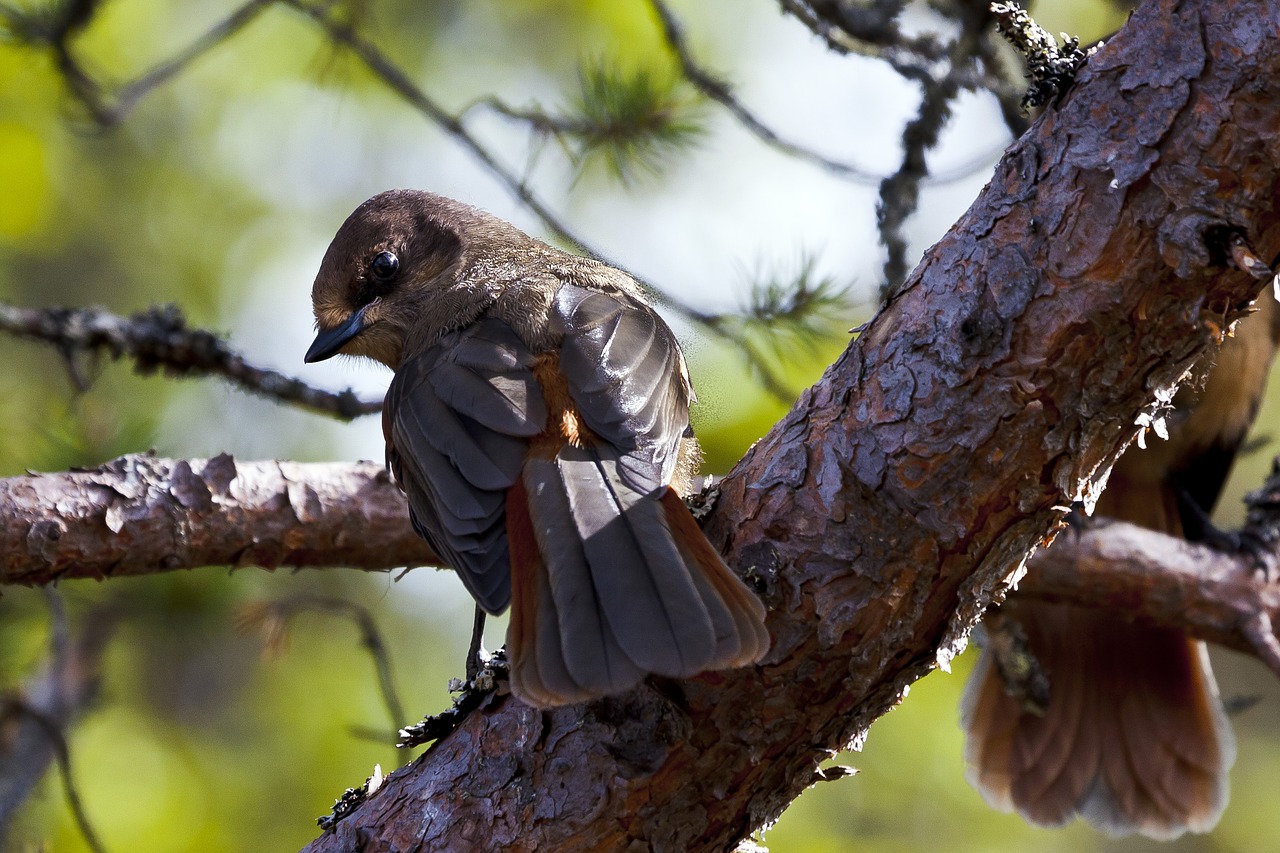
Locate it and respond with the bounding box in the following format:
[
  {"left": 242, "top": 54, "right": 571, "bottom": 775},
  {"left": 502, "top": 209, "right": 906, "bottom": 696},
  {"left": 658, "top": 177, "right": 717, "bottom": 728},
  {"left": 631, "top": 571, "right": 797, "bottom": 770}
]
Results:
[
  {"left": 429, "top": 362, "right": 545, "bottom": 437},
  {"left": 523, "top": 457, "right": 646, "bottom": 695},
  {"left": 386, "top": 318, "right": 548, "bottom": 614},
  {"left": 553, "top": 285, "right": 691, "bottom": 493},
  {"left": 416, "top": 402, "right": 527, "bottom": 492}
]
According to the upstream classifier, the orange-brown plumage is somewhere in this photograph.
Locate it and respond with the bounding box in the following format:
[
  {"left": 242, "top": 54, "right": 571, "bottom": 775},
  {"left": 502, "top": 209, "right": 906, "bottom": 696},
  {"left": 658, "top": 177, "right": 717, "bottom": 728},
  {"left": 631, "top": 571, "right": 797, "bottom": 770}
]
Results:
[{"left": 529, "top": 352, "right": 595, "bottom": 454}]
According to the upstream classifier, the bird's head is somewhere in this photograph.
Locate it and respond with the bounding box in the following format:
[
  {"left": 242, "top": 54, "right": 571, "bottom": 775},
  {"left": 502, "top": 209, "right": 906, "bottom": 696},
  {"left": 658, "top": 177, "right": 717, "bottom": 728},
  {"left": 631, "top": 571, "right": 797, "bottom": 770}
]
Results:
[{"left": 305, "top": 189, "right": 475, "bottom": 369}]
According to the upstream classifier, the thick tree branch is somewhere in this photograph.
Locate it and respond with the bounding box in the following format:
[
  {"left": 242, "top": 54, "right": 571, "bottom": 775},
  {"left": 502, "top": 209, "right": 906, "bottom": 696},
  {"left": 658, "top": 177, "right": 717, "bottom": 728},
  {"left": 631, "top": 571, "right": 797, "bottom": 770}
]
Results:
[
  {"left": 1017, "top": 519, "right": 1280, "bottom": 673},
  {"left": 7, "top": 453, "right": 1280, "bottom": 676},
  {"left": 0, "top": 453, "right": 435, "bottom": 586},
  {"left": 8, "top": 457, "right": 1278, "bottom": 674}
]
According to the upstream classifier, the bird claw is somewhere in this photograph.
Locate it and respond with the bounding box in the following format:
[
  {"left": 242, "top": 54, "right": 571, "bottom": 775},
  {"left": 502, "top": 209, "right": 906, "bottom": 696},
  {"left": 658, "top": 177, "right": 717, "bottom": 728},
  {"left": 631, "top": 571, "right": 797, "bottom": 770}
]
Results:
[
  {"left": 398, "top": 649, "right": 510, "bottom": 749},
  {"left": 1200, "top": 524, "right": 1279, "bottom": 582}
]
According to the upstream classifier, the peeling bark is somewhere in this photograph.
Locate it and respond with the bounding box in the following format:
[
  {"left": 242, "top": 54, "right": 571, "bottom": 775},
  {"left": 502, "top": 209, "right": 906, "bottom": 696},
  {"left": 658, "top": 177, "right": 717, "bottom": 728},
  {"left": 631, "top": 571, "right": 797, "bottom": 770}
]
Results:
[{"left": 0, "top": 453, "right": 435, "bottom": 586}]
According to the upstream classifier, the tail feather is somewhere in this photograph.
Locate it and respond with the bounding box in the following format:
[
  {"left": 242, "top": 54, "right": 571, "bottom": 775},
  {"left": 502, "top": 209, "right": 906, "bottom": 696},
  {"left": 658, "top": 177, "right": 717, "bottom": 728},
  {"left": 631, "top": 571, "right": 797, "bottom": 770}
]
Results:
[
  {"left": 962, "top": 601, "right": 1233, "bottom": 839},
  {"left": 559, "top": 444, "right": 716, "bottom": 676},
  {"left": 661, "top": 489, "right": 770, "bottom": 667},
  {"left": 503, "top": 445, "right": 769, "bottom": 707},
  {"left": 506, "top": 478, "right": 598, "bottom": 706},
  {"left": 962, "top": 650, "right": 1013, "bottom": 808},
  {"left": 523, "top": 457, "right": 644, "bottom": 696}
]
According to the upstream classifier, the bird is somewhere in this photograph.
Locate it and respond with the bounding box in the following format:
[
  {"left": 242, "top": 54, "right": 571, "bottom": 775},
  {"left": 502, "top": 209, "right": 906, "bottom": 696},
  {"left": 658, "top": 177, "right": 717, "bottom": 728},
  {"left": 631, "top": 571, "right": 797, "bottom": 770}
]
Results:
[
  {"left": 304, "top": 189, "right": 770, "bottom": 707},
  {"left": 962, "top": 293, "right": 1280, "bottom": 838}
]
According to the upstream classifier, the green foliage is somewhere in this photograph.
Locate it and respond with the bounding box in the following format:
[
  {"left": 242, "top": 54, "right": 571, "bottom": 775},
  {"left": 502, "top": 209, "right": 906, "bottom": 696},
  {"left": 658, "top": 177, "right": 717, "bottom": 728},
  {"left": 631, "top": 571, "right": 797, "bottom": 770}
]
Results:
[
  {"left": 566, "top": 59, "right": 704, "bottom": 185},
  {"left": 737, "top": 256, "right": 853, "bottom": 361},
  {"left": 683, "top": 257, "right": 859, "bottom": 472}
]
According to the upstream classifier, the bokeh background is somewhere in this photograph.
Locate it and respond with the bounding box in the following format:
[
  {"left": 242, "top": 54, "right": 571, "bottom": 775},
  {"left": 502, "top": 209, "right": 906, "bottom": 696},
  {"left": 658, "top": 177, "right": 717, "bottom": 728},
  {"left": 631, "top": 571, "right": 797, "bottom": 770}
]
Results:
[{"left": 2, "top": 0, "right": 1279, "bottom": 850}]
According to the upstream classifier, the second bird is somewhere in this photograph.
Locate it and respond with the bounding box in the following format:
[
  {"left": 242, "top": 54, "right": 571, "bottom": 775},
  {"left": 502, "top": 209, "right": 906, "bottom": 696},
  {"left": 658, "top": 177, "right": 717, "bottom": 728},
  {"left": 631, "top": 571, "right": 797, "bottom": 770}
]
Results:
[{"left": 304, "top": 189, "right": 770, "bottom": 707}]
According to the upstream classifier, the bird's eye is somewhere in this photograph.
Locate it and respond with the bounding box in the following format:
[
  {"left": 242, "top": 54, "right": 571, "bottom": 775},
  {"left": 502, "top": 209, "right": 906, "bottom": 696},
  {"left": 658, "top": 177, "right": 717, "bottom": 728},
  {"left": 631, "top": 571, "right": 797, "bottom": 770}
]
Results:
[{"left": 369, "top": 251, "right": 399, "bottom": 283}]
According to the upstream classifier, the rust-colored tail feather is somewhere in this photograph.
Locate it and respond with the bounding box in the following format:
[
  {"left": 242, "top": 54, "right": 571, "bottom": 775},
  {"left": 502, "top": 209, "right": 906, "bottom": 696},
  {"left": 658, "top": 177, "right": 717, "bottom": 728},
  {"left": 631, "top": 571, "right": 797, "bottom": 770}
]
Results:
[
  {"left": 660, "top": 489, "right": 770, "bottom": 668},
  {"left": 962, "top": 600, "right": 1233, "bottom": 839}
]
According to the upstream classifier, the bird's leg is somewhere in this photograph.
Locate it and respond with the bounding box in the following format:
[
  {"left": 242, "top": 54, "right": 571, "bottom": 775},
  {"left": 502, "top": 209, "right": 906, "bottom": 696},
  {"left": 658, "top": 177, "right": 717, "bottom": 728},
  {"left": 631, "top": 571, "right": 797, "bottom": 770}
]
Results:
[
  {"left": 982, "top": 607, "right": 1051, "bottom": 715},
  {"left": 466, "top": 606, "right": 487, "bottom": 683},
  {"left": 1176, "top": 483, "right": 1279, "bottom": 580}
]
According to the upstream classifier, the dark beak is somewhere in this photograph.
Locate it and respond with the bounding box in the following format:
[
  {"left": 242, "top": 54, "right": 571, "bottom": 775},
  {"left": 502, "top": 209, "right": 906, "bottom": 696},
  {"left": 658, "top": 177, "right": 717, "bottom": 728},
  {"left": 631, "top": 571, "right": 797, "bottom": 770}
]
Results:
[{"left": 305, "top": 306, "right": 367, "bottom": 363}]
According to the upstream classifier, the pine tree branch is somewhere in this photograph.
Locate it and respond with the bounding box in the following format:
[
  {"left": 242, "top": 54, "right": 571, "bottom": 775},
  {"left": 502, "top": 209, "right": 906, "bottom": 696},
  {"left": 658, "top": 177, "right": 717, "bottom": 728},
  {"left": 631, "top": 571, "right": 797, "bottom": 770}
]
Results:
[
  {"left": 0, "top": 304, "right": 380, "bottom": 420},
  {"left": 22, "top": 0, "right": 274, "bottom": 127},
  {"left": 5, "top": 455, "right": 1280, "bottom": 673},
  {"left": 4, "top": 0, "right": 801, "bottom": 399},
  {"left": 877, "top": 2, "right": 996, "bottom": 295},
  {"left": 647, "top": 0, "right": 884, "bottom": 184},
  {"left": 277, "top": 0, "right": 805, "bottom": 400}
]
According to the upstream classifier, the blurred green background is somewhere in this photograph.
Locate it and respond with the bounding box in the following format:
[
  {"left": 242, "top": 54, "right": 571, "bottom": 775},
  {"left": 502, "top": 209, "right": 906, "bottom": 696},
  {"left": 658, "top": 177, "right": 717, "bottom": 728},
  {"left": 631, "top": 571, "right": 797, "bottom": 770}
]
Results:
[{"left": 3, "top": 0, "right": 1279, "bottom": 850}]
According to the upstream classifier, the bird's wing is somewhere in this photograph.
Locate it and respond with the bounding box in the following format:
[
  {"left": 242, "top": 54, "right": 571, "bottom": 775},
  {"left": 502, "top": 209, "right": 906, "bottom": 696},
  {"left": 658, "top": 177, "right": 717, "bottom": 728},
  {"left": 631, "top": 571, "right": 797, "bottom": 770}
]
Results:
[
  {"left": 385, "top": 317, "right": 548, "bottom": 613},
  {"left": 551, "top": 284, "right": 693, "bottom": 493}
]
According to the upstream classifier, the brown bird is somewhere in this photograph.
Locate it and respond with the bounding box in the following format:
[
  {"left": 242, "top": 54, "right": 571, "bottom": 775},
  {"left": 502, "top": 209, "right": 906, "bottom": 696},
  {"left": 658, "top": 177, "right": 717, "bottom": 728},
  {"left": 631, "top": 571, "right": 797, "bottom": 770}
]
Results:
[
  {"left": 304, "top": 189, "right": 770, "bottom": 707},
  {"left": 963, "top": 294, "right": 1280, "bottom": 838}
]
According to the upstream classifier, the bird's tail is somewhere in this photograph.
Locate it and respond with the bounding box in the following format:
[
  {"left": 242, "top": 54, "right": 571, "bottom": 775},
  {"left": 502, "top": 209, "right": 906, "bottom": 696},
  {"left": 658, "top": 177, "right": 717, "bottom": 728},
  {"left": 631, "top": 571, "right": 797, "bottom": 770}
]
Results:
[
  {"left": 961, "top": 600, "right": 1234, "bottom": 839},
  {"left": 505, "top": 447, "right": 769, "bottom": 707}
]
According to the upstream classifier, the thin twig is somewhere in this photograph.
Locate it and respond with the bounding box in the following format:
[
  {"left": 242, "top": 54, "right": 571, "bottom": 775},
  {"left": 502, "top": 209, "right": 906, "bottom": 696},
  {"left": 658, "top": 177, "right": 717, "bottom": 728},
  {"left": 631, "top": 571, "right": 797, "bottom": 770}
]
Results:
[
  {"left": 653, "top": 0, "right": 1006, "bottom": 188},
  {"left": 0, "top": 593, "right": 114, "bottom": 853},
  {"left": 52, "top": 0, "right": 273, "bottom": 126},
  {"left": 12, "top": 703, "right": 108, "bottom": 853},
  {"left": 18, "top": 0, "right": 994, "bottom": 400},
  {"left": 282, "top": 0, "right": 599, "bottom": 261},
  {"left": 877, "top": 5, "right": 992, "bottom": 296},
  {"left": 279, "top": 0, "right": 800, "bottom": 399},
  {"left": 12, "top": 0, "right": 868, "bottom": 401},
  {"left": 648, "top": 0, "right": 883, "bottom": 185},
  {"left": 239, "top": 595, "right": 407, "bottom": 731},
  {"left": 777, "top": 0, "right": 1027, "bottom": 141},
  {"left": 0, "top": 303, "right": 380, "bottom": 420}
]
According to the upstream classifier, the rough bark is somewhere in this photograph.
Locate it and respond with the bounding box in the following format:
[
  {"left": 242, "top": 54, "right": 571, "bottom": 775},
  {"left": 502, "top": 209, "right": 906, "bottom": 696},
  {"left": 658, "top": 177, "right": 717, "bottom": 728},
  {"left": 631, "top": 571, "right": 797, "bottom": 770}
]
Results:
[
  {"left": 0, "top": 453, "right": 434, "bottom": 586},
  {"left": 1019, "top": 519, "right": 1280, "bottom": 674},
  {"left": 287, "top": 1, "right": 1280, "bottom": 849}
]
